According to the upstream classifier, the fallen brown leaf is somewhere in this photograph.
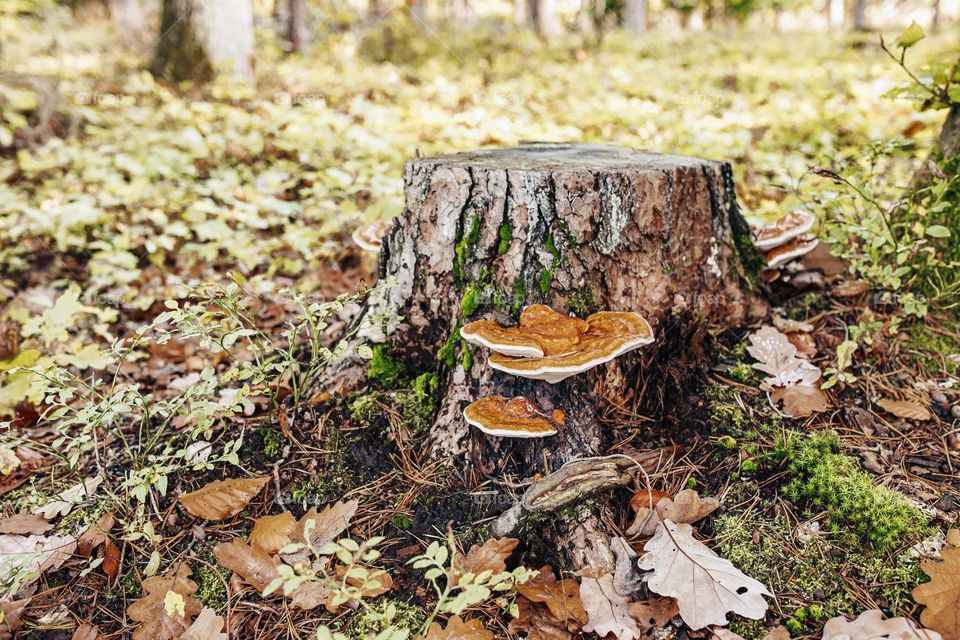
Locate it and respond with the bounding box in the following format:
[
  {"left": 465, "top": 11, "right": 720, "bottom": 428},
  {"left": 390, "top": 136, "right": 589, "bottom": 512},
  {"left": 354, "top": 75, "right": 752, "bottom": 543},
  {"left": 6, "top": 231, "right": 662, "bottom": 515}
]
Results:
[
  {"left": 33, "top": 477, "right": 102, "bottom": 519},
  {"left": 0, "top": 447, "right": 44, "bottom": 497},
  {"left": 0, "top": 533, "right": 77, "bottom": 584},
  {"left": 509, "top": 596, "right": 575, "bottom": 640},
  {"left": 580, "top": 573, "right": 643, "bottom": 640},
  {"left": 77, "top": 512, "right": 115, "bottom": 557},
  {"left": 626, "top": 490, "right": 720, "bottom": 537},
  {"left": 297, "top": 499, "right": 358, "bottom": 547},
  {"left": 426, "top": 615, "right": 494, "bottom": 640},
  {"left": 178, "top": 476, "right": 269, "bottom": 520},
  {"left": 0, "top": 597, "right": 29, "bottom": 640},
  {"left": 248, "top": 512, "right": 296, "bottom": 554},
  {"left": 822, "top": 609, "right": 942, "bottom": 639},
  {"left": 771, "top": 384, "right": 830, "bottom": 417},
  {"left": 181, "top": 607, "right": 227, "bottom": 640},
  {"left": 638, "top": 521, "right": 770, "bottom": 630},
  {"left": 786, "top": 332, "right": 817, "bottom": 359},
  {"left": 213, "top": 540, "right": 279, "bottom": 592},
  {"left": 0, "top": 513, "right": 52, "bottom": 535},
  {"left": 947, "top": 529, "right": 960, "bottom": 548},
  {"left": 452, "top": 537, "right": 518, "bottom": 581},
  {"left": 128, "top": 564, "right": 203, "bottom": 640},
  {"left": 831, "top": 280, "right": 869, "bottom": 298},
  {"left": 746, "top": 326, "right": 821, "bottom": 389},
  {"left": 72, "top": 623, "right": 99, "bottom": 640},
  {"left": 877, "top": 398, "right": 932, "bottom": 422},
  {"left": 516, "top": 566, "right": 588, "bottom": 628},
  {"left": 913, "top": 546, "right": 960, "bottom": 639},
  {"left": 335, "top": 564, "right": 394, "bottom": 598},
  {"left": 629, "top": 489, "right": 672, "bottom": 513},
  {"left": 626, "top": 597, "right": 678, "bottom": 632},
  {"left": 102, "top": 538, "right": 121, "bottom": 581}
]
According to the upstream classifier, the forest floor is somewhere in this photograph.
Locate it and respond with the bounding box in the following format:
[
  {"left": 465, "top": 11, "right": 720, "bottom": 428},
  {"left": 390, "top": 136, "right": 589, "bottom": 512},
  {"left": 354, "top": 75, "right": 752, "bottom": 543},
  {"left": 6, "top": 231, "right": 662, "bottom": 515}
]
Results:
[{"left": 1, "top": 5, "right": 959, "bottom": 640}]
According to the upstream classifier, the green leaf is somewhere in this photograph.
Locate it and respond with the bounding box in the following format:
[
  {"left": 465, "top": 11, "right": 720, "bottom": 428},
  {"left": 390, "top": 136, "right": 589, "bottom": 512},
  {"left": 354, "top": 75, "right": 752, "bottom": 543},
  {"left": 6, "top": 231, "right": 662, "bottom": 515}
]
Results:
[
  {"left": 895, "top": 21, "right": 925, "bottom": 48},
  {"left": 926, "top": 225, "right": 951, "bottom": 238}
]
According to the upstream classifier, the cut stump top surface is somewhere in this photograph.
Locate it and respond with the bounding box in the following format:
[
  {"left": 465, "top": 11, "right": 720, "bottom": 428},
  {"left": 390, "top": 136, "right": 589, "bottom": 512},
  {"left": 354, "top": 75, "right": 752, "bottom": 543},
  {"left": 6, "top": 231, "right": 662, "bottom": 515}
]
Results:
[{"left": 409, "top": 142, "right": 716, "bottom": 172}]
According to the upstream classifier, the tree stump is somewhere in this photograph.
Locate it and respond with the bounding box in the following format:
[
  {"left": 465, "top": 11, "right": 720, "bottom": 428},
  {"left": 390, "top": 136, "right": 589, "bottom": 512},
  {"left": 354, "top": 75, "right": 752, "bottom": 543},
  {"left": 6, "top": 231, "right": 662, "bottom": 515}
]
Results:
[{"left": 337, "top": 143, "right": 760, "bottom": 568}]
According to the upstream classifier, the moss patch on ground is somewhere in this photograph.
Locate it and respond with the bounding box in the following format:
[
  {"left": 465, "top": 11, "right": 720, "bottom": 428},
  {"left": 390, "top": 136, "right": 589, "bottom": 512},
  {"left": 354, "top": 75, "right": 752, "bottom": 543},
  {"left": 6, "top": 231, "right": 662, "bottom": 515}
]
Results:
[{"left": 774, "top": 430, "right": 931, "bottom": 554}]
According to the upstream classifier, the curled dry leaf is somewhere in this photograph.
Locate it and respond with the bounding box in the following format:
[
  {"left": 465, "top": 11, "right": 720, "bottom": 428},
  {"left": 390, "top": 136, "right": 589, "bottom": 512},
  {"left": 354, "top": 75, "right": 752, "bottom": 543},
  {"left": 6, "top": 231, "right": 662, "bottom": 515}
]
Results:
[
  {"left": 822, "top": 609, "right": 943, "bottom": 640},
  {"left": 0, "top": 513, "right": 52, "bottom": 535},
  {"left": 127, "top": 564, "right": 203, "bottom": 640},
  {"left": 772, "top": 315, "right": 813, "bottom": 333},
  {"left": 32, "top": 476, "right": 102, "bottom": 520},
  {"left": 248, "top": 512, "right": 296, "bottom": 554},
  {"left": 510, "top": 596, "right": 577, "bottom": 640},
  {"left": 77, "top": 512, "right": 115, "bottom": 557},
  {"left": 746, "top": 326, "right": 821, "bottom": 389},
  {"left": 452, "top": 537, "right": 518, "bottom": 581},
  {"left": 178, "top": 476, "right": 269, "bottom": 521},
  {"left": 638, "top": 521, "right": 770, "bottom": 630},
  {"left": 1, "top": 597, "right": 29, "bottom": 639},
  {"left": 770, "top": 384, "right": 830, "bottom": 418},
  {"left": 626, "top": 597, "right": 678, "bottom": 634},
  {"left": 298, "top": 499, "right": 358, "bottom": 547},
  {"left": 213, "top": 540, "right": 279, "bottom": 592},
  {"left": 629, "top": 489, "right": 672, "bottom": 513},
  {"left": 785, "top": 332, "right": 817, "bottom": 359},
  {"left": 877, "top": 398, "right": 933, "bottom": 422},
  {"left": 426, "top": 615, "right": 494, "bottom": 640},
  {"left": 580, "top": 573, "right": 643, "bottom": 640},
  {"left": 516, "top": 566, "right": 588, "bottom": 629},
  {"left": 0, "top": 533, "right": 77, "bottom": 584},
  {"left": 181, "top": 606, "right": 227, "bottom": 640},
  {"left": 611, "top": 537, "right": 643, "bottom": 598},
  {"left": 626, "top": 489, "right": 720, "bottom": 537},
  {"left": 913, "top": 546, "right": 960, "bottom": 639}
]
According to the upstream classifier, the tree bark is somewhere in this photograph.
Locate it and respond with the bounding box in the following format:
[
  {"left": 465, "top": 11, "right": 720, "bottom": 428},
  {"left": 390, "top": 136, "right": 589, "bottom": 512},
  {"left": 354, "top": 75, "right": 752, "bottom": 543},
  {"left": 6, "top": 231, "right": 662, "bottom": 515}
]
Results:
[
  {"left": 624, "top": 0, "right": 648, "bottom": 35},
  {"left": 288, "top": 0, "right": 310, "bottom": 54},
  {"left": 325, "top": 144, "right": 760, "bottom": 567},
  {"left": 530, "top": 0, "right": 562, "bottom": 39},
  {"left": 852, "top": 0, "right": 868, "bottom": 30},
  {"left": 153, "top": 0, "right": 254, "bottom": 84}
]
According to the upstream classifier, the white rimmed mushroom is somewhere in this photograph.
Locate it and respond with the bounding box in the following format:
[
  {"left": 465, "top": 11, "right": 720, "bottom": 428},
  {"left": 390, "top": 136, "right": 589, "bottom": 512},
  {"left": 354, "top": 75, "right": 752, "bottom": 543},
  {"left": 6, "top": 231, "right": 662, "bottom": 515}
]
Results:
[
  {"left": 764, "top": 234, "right": 819, "bottom": 269},
  {"left": 487, "top": 311, "right": 654, "bottom": 384},
  {"left": 463, "top": 395, "right": 564, "bottom": 438},
  {"left": 752, "top": 209, "right": 816, "bottom": 250},
  {"left": 459, "top": 304, "right": 587, "bottom": 358},
  {"left": 351, "top": 220, "right": 393, "bottom": 252}
]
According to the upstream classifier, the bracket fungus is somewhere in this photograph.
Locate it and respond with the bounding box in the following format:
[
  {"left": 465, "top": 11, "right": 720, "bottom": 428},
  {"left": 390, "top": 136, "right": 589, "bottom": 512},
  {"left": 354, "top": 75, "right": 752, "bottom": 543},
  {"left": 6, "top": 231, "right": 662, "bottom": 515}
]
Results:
[
  {"left": 460, "top": 304, "right": 589, "bottom": 358},
  {"left": 763, "top": 234, "right": 819, "bottom": 269},
  {"left": 486, "top": 311, "right": 654, "bottom": 383},
  {"left": 751, "top": 209, "right": 816, "bottom": 250},
  {"left": 463, "top": 395, "right": 565, "bottom": 438},
  {"left": 351, "top": 220, "right": 393, "bottom": 252}
]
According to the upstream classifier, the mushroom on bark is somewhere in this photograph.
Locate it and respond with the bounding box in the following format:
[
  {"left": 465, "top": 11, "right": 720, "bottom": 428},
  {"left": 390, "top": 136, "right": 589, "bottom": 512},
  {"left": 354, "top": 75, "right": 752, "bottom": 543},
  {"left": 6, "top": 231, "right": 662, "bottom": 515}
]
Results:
[
  {"left": 751, "top": 209, "right": 816, "bottom": 249},
  {"left": 763, "top": 234, "right": 819, "bottom": 269},
  {"left": 351, "top": 220, "right": 393, "bottom": 252},
  {"left": 486, "top": 311, "right": 654, "bottom": 383},
  {"left": 460, "top": 304, "right": 588, "bottom": 358},
  {"left": 463, "top": 395, "right": 565, "bottom": 438}
]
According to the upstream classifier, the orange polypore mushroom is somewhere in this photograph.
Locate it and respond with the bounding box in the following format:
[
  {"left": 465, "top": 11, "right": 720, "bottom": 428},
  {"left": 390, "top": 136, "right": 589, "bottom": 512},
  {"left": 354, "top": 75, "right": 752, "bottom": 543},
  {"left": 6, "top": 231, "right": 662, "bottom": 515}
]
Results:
[
  {"left": 460, "top": 304, "right": 588, "bottom": 357},
  {"left": 487, "top": 311, "right": 654, "bottom": 384},
  {"left": 752, "top": 209, "right": 816, "bottom": 250},
  {"left": 351, "top": 220, "right": 393, "bottom": 252},
  {"left": 463, "top": 395, "right": 565, "bottom": 438},
  {"left": 763, "top": 234, "right": 819, "bottom": 269}
]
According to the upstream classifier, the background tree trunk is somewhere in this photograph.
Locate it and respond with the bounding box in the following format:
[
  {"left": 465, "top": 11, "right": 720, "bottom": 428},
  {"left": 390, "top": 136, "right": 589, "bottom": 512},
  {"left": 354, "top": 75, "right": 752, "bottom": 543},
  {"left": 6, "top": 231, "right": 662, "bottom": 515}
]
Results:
[
  {"left": 153, "top": 0, "right": 254, "bottom": 84},
  {"left": 326, "top": 143, "right": 761, "bottom": 566},
  {"left": 530, "top": 0, "right": 562, "bottom": 39},
  {"left": 288, "top": 0, "right": 310, "bottom": 53},
  {"left": 109, "top": 0, "right": 146, "bottom": 41},
  {"left": 624, "top": 0, "right": 648, "bottom": 35},
  {"left": 852, "top": 0, "right": 868, "bottom": 30}
]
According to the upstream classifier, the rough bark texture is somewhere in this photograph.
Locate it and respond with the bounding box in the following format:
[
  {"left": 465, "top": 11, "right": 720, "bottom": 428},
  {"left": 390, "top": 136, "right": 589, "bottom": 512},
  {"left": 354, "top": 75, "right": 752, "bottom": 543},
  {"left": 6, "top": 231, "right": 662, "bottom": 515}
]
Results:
[
  {"left": 336, "top": 143, "right": 759, "bottom": 568},
  {"left": 153, "top": 0, "right": 254, "bottom": 84}
]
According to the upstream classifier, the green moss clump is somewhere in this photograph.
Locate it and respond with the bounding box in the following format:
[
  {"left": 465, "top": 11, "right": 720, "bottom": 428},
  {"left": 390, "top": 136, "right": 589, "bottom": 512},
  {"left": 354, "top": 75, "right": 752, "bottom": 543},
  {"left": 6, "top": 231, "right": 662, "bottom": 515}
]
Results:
[
  {"left": 906, "top": 322, "right": 959, "bottom": 375},
  {"left": 437, "top": 325, "right": 461, "bottom": 368},
  {"left": 194, "top": 549, "right": 230, "bottom": 610},
  {"left": 453, "top": 212, "right": 482, "bottom": 284},
  {"left": 776, "top": 431, "right": 930, "bottom": 553},
  {"left": 346, "top": 599, "right": 427, "bottom": 640},
  {"left": 497, "top": 219, "right": 512, "bottom": 254},
  {"left": 368, "top": 344, "right": 407, "bottom": 388},
  {"left": 538, "top": 267, "right": 552, "bottom": 296},
  {"left": 510, "top": 276, "right": 526, "bottom": 318},
  {"left": 707, "top": 384, "right": 754, "bottom": 438},
  {"left": 460, "top": 282, "right": 482, "bottom": 318},
  {"left": 567, "top": 286, "right": 596, "bottom": 316},
  {"left": 716, "top": 505, "right": 925, "bottom": 639},
  {"left": 257, "top": 427, "right": 284, "bottom": 457}
]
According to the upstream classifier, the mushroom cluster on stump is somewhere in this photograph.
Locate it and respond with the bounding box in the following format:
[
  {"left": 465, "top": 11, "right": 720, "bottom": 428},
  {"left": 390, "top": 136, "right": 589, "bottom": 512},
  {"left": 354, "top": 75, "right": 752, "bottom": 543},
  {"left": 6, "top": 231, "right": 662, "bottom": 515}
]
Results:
[
  {"left": 324, "top": 143, "right": 761, "bottom": 571},
  {"left": 751, "top": 209, "right": 819, "bottom": 282}
]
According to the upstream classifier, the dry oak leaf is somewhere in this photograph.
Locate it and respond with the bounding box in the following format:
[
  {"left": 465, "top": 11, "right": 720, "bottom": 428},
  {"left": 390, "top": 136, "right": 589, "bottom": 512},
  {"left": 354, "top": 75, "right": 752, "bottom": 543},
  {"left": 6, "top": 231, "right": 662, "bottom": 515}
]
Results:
[
  {"left": 638, "top": 520, "right": 770, "bottom": 630},
  {"left": 0, "top": 533, "right": 77, "bottom": 583},
  {"left": 0, "top": 513, "right": 52, "bottom": 535},
  {"left": 626, "top": 597, "right": 678, "bottom": 634},
  {"left": 452, "top": 537, "right": 519, "bottom": 581},
  {"left": 128, "top": 564, "right": 203, "bottom": 640},
  {"left": 510, "top": 596, "right": 575, "bottom": 640},
  {"left": 33, "top": 476, "right": 102, "bottom": 519},
  {"left": 746, "top": 326, "right": 821, "bottom": 388},
  {"left": 877, "top": 398, "right": 933, "bottom": 422},
  {"left": 626, "top": 489, "right": 721, "bottom": 537},
  {"left": 515, "top": 566, "right": 588, "bottom": 628},
  {"left": 77, "top": 511, "right": 115, "bottom": 557},
  {"left": 71, "top": 622, "right": 99, "bottom": 640},
  {"left": 178, "top": 476, "right": 269, "bottom": 520},
  {"left": 580, "top": 573, "right": 643, "bottom": 640},
  {"left": 426, "top": 615, "right": 494, "bottom": 640},
  {"left": 181, "top": 606, "right": 227, "bottom": 640},
  {"left": 913, "top": 546, "right": 960, "bottom": 639},
  {"left": 283, "top": 499, "right": 359, "bottom": 566},
  {"left": 0, "top": 597, "right": 29, "bottom": 640},
  {"left": 786, "top": 332, "right": 817, "bottom": 359},
  {"left": 770, "top": 384, "right": 830, "bottom": 418},
  {"left": 629, "top": 489, "right": 672, "bottom": 513},
  {"left": 213, "top": 540, "right": 279, "bottom": 592},
  {"left": 248, "top": 511, "right": 297, "bottom": 554},
  {"left": 822, "top": 609, "right": 943, "bottom": 640}
]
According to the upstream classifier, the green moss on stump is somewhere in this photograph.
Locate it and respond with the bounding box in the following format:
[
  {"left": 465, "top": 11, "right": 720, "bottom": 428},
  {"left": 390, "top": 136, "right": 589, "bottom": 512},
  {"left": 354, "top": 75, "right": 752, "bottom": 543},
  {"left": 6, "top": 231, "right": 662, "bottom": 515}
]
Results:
[{"left": 368, "top": 344, "right": 408, "bottom": 387}]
